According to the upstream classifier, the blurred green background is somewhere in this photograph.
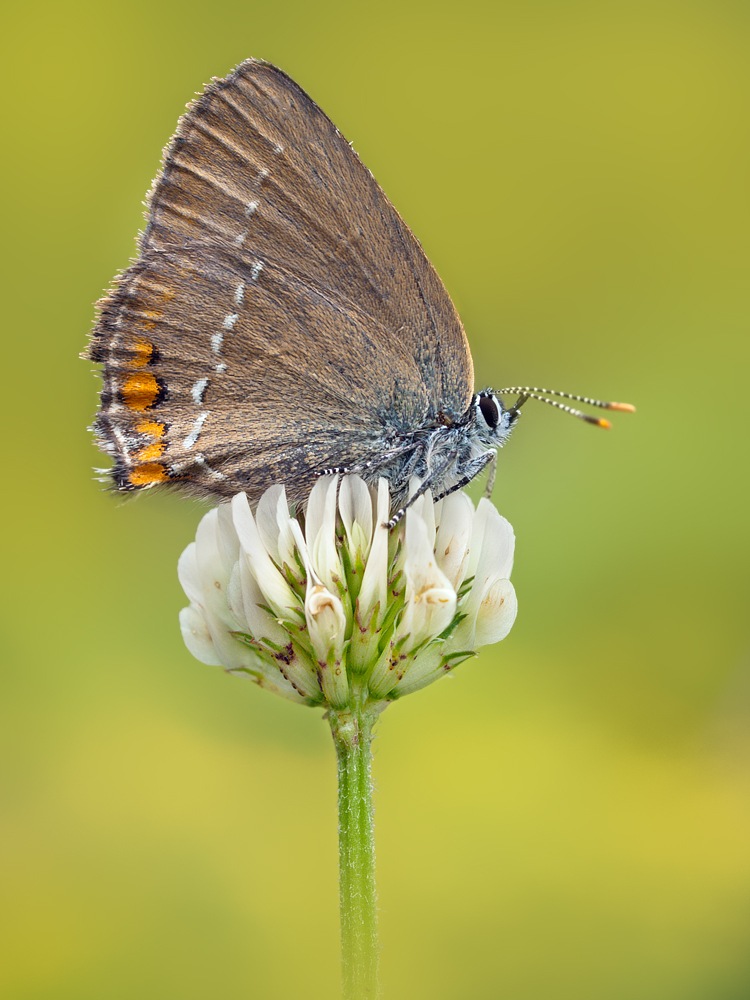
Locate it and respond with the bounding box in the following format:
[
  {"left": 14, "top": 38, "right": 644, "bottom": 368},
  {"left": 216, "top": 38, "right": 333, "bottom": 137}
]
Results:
[{"left": 2, "top": 1, "right": 749, "bottom": 997}]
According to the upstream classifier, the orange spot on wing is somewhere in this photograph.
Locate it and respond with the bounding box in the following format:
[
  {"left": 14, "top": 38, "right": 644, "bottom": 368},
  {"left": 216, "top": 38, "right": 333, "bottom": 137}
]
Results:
[
  {"left": 129, "top": 463, "right": 169, "bottom": 486},
  {"left": 134, "top": 441, "right": 166, "bottom": 462},
  {"left": 121, "top": 373, "right": 161, "bottom": 411},
  {"left": 129, "top": 338, "right": 155, "bottom": 366},
  {"left": 135, "top": 420, "right": 165, "bottom": 438}
]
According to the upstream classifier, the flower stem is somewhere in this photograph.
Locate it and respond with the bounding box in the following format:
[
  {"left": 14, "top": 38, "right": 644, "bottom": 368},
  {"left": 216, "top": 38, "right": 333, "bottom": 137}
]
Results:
[{"left": 330, "top": 702, "right": 380, "bottom": 999}]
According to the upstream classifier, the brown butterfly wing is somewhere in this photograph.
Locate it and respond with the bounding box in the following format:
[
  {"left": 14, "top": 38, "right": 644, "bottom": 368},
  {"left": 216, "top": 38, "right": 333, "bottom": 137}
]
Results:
[{"left": 86, "top": 59, "right": 474, "bottom": 503}]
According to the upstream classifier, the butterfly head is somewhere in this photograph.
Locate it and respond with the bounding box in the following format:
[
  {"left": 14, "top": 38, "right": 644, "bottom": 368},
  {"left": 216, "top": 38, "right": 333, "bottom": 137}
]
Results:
[{"left": 472, "top": 390, "right": 520, "bottom": 448}]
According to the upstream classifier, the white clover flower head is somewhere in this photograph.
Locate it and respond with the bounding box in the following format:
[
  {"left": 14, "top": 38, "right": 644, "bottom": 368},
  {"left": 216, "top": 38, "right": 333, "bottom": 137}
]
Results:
[{"left": 178, "top": 476, "right": 517, "bottom": 708}]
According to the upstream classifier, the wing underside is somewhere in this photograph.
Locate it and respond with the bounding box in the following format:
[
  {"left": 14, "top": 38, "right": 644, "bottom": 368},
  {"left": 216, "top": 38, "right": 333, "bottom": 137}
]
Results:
[{"left": 86, "top": 59, "right": 474, "bottom": 503}]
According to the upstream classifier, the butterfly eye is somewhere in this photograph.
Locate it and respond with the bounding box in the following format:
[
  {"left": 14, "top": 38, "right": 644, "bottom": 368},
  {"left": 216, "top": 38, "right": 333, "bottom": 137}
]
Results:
[{"left": 478, "top": 393, "right": 499, "bottom": 429}]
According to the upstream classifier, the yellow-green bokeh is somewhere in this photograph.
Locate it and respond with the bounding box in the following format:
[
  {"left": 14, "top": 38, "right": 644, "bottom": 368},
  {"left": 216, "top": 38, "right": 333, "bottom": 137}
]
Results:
[{"left": 2, "top": 1, "right": 749, "bottom": 997}]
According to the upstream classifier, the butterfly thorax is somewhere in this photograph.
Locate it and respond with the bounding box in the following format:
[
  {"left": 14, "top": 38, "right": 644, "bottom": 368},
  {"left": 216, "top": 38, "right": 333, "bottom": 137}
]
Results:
[{"left": 350, "top": 390, "right": 518, "bottom": 508}]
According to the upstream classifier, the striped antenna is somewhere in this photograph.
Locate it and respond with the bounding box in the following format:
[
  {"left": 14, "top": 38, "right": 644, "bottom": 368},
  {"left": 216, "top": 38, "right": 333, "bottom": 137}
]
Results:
[{"left": 498, "top": 387, "right": 636, "bottom": 429}]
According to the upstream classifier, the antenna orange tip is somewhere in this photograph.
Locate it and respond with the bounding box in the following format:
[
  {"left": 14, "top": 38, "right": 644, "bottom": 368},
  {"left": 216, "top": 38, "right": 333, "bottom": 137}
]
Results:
[
  {"left": 606, "top": 402, "right": 636, "bottom": 413},
  {"left": 597, "top": 418, "right": 612, "bottom": 429}
]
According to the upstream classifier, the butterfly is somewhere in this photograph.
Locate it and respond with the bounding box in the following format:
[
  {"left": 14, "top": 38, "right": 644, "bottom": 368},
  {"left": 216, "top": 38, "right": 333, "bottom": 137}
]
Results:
[{"left": 85, "top": 59, "right": 632, "bottom": 524}]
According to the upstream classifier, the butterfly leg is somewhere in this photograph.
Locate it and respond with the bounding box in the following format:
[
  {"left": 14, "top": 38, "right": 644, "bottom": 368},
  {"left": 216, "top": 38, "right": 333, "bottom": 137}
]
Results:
[
  {"left": 384, "top": 449, "right": 459, "bottom": 529},
  {"left": 432, "top": 451, "right": 496, "bottom": 503},
  {"left": 316, "top": 441, "right": 421, "bottom": 478},
  {"left": 483, "top": 452, "right": 497, "bottom": 499}
]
